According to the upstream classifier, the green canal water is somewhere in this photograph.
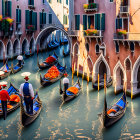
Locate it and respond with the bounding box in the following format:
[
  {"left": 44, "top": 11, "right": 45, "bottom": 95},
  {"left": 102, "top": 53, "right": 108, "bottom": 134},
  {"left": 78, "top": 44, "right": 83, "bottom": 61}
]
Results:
[{"left": 0, "top": 45, "right": 140, "bottom": 140}]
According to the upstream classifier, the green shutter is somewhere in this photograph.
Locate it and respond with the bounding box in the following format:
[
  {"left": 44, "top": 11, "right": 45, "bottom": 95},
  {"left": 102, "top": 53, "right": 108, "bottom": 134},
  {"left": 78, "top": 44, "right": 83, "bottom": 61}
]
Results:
[
  {"left": 40, "top": 12, "right": 42, "bottom": 25},
  {"left": 25, "top": 10, "right": 30, "bottom": 29},
  {"left": 119, "top": 18, "right": 122, "bottom": 29},
  {"left": 97, "top": 14, "right": 100, "bottom": 30},
  {"left": 5, "top": 1, "right": 8, "bottom": 16},
  {"left": 101, "top": 13, "right": 105, "bottom": 31},
  {"left": 49, "top": 14, "right": 52, "bottom": 24},
  {"left": 31, "top": 0, "right": 34, "bottom": 5},
  {"left": 16, "top": 9, "right": 18, "bottom": 22},
  {"left": 95, "top": 14, "right": 98, "bottom": 29},
  {"left": 8, "top": 1, "right": 12, "bottom": 17},
  {"left": 83, "top": 15, "right": 87, "bottom": 30},
  {"left": 32, "top": 12, "right": 37, "bottom": 30},
  {"left": 88, "top": 16, "right": 91, "bottom": 29},
  {"left": 66, "top": 0, "right": 68, "bottom": 5},
  {"left": 19, "top": 9, "right": 21, "bottom": 23},
  {"left": 2, "top": 0, "right": 5, "bottom": 17},
  {"left": 75, "top": 15, "right": 80, "bottom": 30},
  {"left": 43, "top": 13, "right": 46, "bottom": 24}
]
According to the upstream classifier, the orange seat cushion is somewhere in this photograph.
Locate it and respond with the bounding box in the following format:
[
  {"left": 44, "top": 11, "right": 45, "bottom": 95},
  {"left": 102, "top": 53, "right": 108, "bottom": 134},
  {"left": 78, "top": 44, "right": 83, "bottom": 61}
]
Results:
[
  {"left": 67, "top": 87, "right": 79, "bottom": 95},
  {"left": 107, "top": 109, "right": 117, "bottom": 115},
  {"left": 10, "top": 94, "right": 20, "bottom": 102}
]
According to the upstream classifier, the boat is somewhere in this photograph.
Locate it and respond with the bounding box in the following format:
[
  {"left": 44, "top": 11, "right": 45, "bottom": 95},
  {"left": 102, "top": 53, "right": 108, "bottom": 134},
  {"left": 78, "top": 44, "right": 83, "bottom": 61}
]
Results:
[
  {"left": 63, "top": 49, "right": 70, "bottom": 57},
  {"left": 25, "top": 50, "right": 34, "bottom": 58},
  {"left": 0, "top": 60, "right": 12, "bottom": 80},
  {"left": 101, "top": 92, "right": 127, "bottom": 128},
  {"left": 40, "top": 63, "right": 66, "bottom": 87},
  {"left": 37, "top": 52, "right": 58, "bottom": 70},
  {"left": 47, "top": 41, "right": 59, "bottom": 50},
  {"left": 11, "top": 61, "right": 24, "bottom": 74},
  {"left": 20, "top": 92, "right": 42, "bottom": 126},
  {"left": 92, "top": 77, "right": 112, "bottom": 90},
  {"left": 0, "top": 83, "right": 20, "bottom": 118},
  {"left": 60, "top": 79, "right": 81, "bottom": 102}
]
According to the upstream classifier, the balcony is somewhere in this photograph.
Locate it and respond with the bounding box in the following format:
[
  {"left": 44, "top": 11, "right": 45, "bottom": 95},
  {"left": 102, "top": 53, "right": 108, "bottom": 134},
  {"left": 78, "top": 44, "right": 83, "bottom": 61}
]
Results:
[
  {"left": 84, "top": 29, "right": 103, "bottom": 38},
  {"left": 120, "top": 6, "right": 129, "bottom": 16},
  {"left": 28, "top": 5, "right": 35, "bottom": 9},
  {"left": 83, "top": 3, "right": 98, "bottom": 13},
  {"left": 26, "top": 25, "right": 36, "bottom": 33}
]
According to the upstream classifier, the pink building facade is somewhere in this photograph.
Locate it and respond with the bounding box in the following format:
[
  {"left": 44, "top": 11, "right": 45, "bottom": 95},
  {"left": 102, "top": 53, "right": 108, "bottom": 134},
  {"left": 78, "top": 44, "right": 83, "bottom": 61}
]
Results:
[{"left": 69, "top": 0, "right": 140, "bottom": 97}]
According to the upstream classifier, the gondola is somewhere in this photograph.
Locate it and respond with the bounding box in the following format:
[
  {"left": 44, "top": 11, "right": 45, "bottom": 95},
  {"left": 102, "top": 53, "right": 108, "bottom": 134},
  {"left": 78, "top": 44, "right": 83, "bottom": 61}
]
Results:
[
  {"left": 25, "top": 50, "right": 34, "bottom": 58},
  {"left": 60, "top": 79, "right": 81, "bottom": 102},
  {"left": 47, "top": 41, "right": 59, "bottom": 50},
  {"left": 0, "top": 83, "right": 20, "bottom": 118},
  {"left": 0, "top": 60, "right": 12, "bottom": 80},
  {"left": 40, "top": 63, "right": 66, "bottom": 87},
  {"left": 63, "top": 49, "right": 70, "bottom": 57},
  {"left": 37, "top": 52, "right": 58, "bottom": 70},
  {"left": 11, "top": 61, "right": 24, "bottom": 74},
  {"left": 92, "top": 77, "right": 112, "bottom": 90},
  {"left": 101, "top": 92, "right": 127, "bottom": 128},
  {"left": 20, "top": 92, "right": 42, "bottom": 126}
]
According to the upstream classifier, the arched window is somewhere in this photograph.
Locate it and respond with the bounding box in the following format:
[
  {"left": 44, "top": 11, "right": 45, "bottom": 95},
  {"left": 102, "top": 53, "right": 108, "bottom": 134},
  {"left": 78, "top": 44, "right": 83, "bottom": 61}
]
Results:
[
  {"left": 95, "top": 44, "right": 100, "bottom": 54},
  {"left": 115, "top": 41, "right": 119, "bottom": 53},
  {"left": 125, "top": 58, "right": 131, "bottom": 70},
  {"left": 85, "top": 43, "right": 89, "bottom": 52},
  {"left": 130, "top": 42, "right": 134, "bottom": 52}
]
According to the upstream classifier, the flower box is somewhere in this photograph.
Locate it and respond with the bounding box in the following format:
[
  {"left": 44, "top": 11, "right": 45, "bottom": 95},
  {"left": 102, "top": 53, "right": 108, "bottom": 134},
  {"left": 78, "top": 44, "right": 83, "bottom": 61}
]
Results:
[
  {"left": 84, "top": 29, "right": 98, "bottom": 36},
  {"left": 116, "top": 29, "right": 127, "bottom": 35},
  {"left": 83, "top": 3, "right": 97, "bottom": 9}
]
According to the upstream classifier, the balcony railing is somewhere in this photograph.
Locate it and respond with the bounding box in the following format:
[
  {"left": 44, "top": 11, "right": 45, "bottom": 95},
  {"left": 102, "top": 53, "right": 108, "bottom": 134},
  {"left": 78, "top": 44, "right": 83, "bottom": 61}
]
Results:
[
  {"left": 83, "top": 3, "right": 98, "bottom": 12},
  {"left": 84, "top": 30, "right": 103, "bottom": 38},
  {"left": 120, "top": 6, "right": 129, "bottom": 14}
]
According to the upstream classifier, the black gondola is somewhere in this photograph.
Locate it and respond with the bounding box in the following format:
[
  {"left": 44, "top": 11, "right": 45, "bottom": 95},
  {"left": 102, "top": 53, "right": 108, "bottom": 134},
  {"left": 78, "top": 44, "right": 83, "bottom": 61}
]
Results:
[
  {"left": 40, "top": 63, "right": 66, "bottom": 87},
  {"left": 37, "top": 52, "right": 58, "bottom": 70},
  {"left": 60, "top": 79, "right": 81, "bottom": 102},
  {"left": 92, "top": 77, "right": 112, "bottom": 90},
  {"left": 47, "top": 41, "right": 59, "bottom": 50},
  {"left": 11, "top": 61, "right": 24, "bottom": 74},
  {"left": 0, "top": 83, "right": 20, "bottom": 118},
  {"left": 0, "top": 60, "right": 12, "bottom": 80},
  {"left": 20, "top": 92, "right": 42, "bottom": 126},
  {"left": 101, "top": 92, "right": 127, "bottom": 128},
  {"left": 60, "top": 38, "right": 68, "bottom": 45},
  {"left": 63, "top": 49, "right": 70, "bottom": 57}
]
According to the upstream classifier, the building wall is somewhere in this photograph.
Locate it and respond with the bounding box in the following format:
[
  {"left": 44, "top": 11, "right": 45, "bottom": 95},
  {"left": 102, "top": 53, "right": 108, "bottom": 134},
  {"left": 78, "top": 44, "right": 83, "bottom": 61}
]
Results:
[{"left": 70, "top": 0, "right": 140, "bottom": 96}]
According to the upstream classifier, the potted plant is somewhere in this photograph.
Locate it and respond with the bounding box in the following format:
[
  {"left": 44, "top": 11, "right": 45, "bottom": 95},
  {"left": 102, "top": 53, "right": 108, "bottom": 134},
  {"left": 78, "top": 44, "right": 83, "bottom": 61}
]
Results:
[
  {"left": 83, "top": 4, "right": 89, "bottom": 9},
  {"left": 85, "top": 29, "right": 98, "bottom": 36},
  {"left": 116, "top": 29, "right": 127, "bottom": 39}
]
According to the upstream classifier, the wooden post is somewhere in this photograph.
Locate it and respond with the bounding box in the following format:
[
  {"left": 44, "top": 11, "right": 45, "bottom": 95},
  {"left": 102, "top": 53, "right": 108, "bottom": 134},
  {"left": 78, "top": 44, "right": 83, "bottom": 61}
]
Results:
[
  {"left": 104, "top": 73, "right": 106, "bottom": 94},
  {"left": 131, "top": 85, "right": 133, "bottom": 100},
  {"left": 98, "top": 74, "right": 100, "bottom": 92}
]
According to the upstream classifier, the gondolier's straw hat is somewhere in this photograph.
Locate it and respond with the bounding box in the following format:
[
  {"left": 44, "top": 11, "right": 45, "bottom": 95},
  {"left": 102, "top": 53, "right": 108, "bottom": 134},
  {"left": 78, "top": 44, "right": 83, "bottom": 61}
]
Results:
[{"left": 21, "top": 72, "right": 31, "bottom": 81}]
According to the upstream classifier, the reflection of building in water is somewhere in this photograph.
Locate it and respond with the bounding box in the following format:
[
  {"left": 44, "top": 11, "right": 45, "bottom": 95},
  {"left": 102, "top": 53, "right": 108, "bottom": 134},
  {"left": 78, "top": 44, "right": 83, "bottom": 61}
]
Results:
[{"left": 69, "top": 0, "right": 140, "bottom": 97}]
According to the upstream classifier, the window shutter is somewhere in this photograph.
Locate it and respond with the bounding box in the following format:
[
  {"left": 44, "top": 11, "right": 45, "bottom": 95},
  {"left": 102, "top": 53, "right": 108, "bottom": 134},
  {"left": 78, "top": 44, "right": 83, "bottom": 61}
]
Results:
[
  {"left": 19, "top": 9, "right": 21, "bottom": 23},
  {"left": 40, "top": 12, "right": 42, "bottom": 25},
  {"left": 83, "top": 15, "right": 87, "bottom": 30},
  {"left": 119, "top": 18, "right": 122, "bottom": 29},
  {"left": 16, "top": 9, "right": 19, "bottom": 23},
  {"left": 2, "top": 0, "right": 5, "bottom": 17},
  {"left": 97, "top": 14, "right": 100, "bottom": 30},
  {"left": 43, "top": 13, "right": 46, "bottom": 24},
  {"left": 101, "top": 13, "right": 105, "bottom": 31},
  {"left": 116, "top": 19, "right": 118, "bottom": 29},
  {"left": 76, "top": 15, "right": 80, "bottom": 30},
  {"left": 31, "top": 0, "right": 34, "bottom": 6},
  {"left": 25, "top": 10, "right": 30, "bottom": 29},
  {"left": 95, "top": 14, "right": 98, "bottom": 29},
  {"left": 49, "top": 14, "right": 52, "bottom": 24},
  {"left": 28, "top": 0, "right": 30, "bottom": 5},
  {"left": 88, "top": 16, "right": 91, "bottom": 29},
  {"left": 32, "top": 12, "right": 37, "bottom": 30}
]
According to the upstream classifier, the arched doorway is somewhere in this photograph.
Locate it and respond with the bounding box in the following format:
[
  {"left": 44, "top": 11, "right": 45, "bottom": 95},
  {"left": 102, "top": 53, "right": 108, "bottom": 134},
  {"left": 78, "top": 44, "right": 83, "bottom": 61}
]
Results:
[
  {"left": 99, "top": 61, "right": 107, "bottom": 80},
  {"left": 6, "top": 40, "right": 13, "bottom": 58},
  {"left": 116, "top": 67, "right": 124, "bottom": 89},
  {"left": 93, "top": 54, "right": 111, "bottom": 81},
  {"left": 137, "top": 66, "right": 140, "bottom": 89},
  {"left": 13, "top": 39, "right": 20, "bottom": 56},
  {"left": 22, "top": 39, "right": 29, "bottom": 54},
  {"left": 0, "top": 41, "right": 4, "bottom": 60}
]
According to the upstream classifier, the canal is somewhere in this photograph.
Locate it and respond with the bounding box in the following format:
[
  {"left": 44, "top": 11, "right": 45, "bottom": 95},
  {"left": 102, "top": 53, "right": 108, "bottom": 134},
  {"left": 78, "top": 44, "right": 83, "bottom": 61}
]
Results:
[{"left": 0, "top": 44, "right": 139, "bottom": 140}]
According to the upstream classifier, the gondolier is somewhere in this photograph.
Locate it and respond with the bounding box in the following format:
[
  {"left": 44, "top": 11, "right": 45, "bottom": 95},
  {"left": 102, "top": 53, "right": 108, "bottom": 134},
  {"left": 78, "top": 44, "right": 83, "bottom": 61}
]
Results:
[
  {"left": 19, "top": 72, "right": 34, "bottom": 114},
  {"left": 17, "top": 55, "right": 24, "bottom": 67},
  {"left": 63, "top": 73, "right": 69, "bottom": 92},
  {"left": 0, "top": 81, "right": 10, "bottom": 120}
]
